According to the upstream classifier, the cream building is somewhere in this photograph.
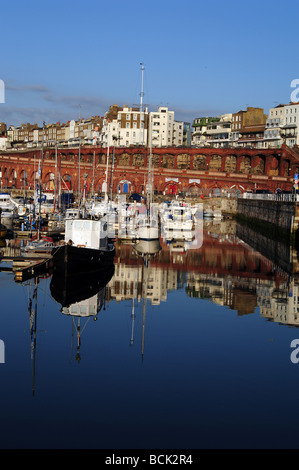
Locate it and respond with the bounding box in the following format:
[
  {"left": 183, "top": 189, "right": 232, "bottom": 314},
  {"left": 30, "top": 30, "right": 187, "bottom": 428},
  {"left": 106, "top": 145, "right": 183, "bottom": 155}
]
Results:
[{"left": 264, "top": 105, "right": 285, "bottom": 148}]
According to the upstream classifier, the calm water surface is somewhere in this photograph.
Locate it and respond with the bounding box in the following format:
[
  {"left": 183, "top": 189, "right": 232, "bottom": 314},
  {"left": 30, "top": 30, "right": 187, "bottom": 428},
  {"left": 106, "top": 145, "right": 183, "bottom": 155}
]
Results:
[{"left": 1, "top": 219, "right": 299, "bottom": 449}]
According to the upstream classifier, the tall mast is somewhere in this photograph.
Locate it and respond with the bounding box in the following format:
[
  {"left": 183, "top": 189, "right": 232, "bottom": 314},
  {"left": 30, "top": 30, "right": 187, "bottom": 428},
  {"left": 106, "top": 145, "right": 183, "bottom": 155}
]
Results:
[
  {"left": 38, "top": 122, "right": 45, "bottom": 236},
  {"left": 104, "top": 127, "right": 110, "bottom": 203},
  {"left": 146, "top": 114, "right": 153, "bottom": 206},
  {"left": 78, "top": 105, "right": 81, "bottom": 204},
  {"left": 139, "top": 63, "right": 144, "bottom": 146}
]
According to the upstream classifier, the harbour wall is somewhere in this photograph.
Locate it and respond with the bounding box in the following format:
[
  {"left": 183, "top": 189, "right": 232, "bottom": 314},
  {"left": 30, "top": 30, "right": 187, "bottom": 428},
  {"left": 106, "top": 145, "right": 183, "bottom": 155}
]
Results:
[{"left": 236, "top": 198, "right": 299, "bottom": 247}]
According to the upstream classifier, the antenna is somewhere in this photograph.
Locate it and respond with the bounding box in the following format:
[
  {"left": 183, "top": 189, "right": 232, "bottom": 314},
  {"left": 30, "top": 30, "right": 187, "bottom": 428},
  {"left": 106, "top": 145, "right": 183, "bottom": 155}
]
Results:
[
  {"left": 139, "top": 63, "right": 145, "bottom": 146},
  {"left": 140, "top": 62, "right": 144, "bottom": 113}
]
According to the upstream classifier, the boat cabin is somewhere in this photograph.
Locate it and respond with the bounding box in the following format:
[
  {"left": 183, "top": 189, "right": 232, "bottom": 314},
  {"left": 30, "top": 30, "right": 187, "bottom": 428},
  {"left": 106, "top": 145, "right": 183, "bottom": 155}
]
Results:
[{"left": 65, "top": 218, "right": 108, "bottom": 249}]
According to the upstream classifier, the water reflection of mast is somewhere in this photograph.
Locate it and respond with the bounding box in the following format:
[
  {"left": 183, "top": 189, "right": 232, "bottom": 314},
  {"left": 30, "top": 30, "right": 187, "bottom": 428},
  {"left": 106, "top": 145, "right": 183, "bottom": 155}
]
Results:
[
  {"left": 130, "top": 297, "right": 135, "bottom": 346},
  {"left": 133, "top": 238, "right": 161, "bottom": 360},
  {"left": 141, "top": 253, "right": 150, "bottom": 361},
  {"left": 28, "top": 276, "right": 38, "bottom": 396}
]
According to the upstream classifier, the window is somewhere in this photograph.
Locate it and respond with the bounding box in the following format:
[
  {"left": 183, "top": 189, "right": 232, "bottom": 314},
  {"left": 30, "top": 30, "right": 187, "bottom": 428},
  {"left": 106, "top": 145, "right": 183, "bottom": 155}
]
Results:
[
  {"left": 133, "top": 113, "right": 137, "bottom": 120},
  {"left": 126, "top": 114, "right": 130, "bottom": 120},
  {"left": 126, "top": 123, "right": 130, "bottom": 128}
]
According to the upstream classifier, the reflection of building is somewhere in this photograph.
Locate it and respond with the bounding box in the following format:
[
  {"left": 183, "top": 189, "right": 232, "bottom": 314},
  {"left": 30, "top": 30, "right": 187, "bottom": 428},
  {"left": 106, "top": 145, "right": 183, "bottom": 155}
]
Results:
[
  {"left": 186, "top": 273, "right": 257, "bottom": 315},
  {"left": 107, "top": 262, "right": 177, "bottom": 305},
  {"left": 257, "top": 279, "right": 299, "bottom": 327},
  {"left": 185, "top": 270, "right": 299, "bottom": 325}
]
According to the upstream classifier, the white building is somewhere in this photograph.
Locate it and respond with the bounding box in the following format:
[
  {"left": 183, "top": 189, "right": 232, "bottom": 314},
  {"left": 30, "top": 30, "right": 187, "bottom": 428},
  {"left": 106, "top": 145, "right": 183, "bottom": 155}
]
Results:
[
  {"left": 100, "top": 105, "right": 148, "bottom": 148},
  {"left": 148, "top": 106, "right": 184, "bottom": 147},
  {"left": 149, "top": 107, "right": 174, "bottom": 147},
  {"left": 205, "top": 113, "right": 232, "bottom": 148},
  {"left": 172, "top": 120, "right": 184, "bottom": 146},
  {"left": 264, "top": 104, "right": 285, "bottom": 148},
  {"left": 281, "top": 102, "right": 299, "bottom": 147},
  {"left": 0, "top": 136, "right": 7, "bottom": 150}
]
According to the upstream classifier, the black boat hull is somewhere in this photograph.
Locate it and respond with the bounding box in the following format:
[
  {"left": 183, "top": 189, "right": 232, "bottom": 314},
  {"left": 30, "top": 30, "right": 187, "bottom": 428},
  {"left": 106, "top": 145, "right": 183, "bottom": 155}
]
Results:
[
  {"left": 51, "top": 243, "right": 116, "bottom": 272},
  {"left": 50, "top": 263, "right": 115, "bottom": 307}
]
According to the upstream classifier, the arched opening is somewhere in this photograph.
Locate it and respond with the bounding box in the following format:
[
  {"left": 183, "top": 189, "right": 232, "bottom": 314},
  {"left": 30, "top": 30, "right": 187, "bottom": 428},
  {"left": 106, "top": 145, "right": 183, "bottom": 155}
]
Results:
[
  {"left": 251, "top": 155, "right": 265, "bottom": 175},
  {"left": 164, "top": 181, "right": 179, "bottom": 195},
  {"left": 224, "top": 155, "right": 237, "bottom": 173},
  {"left": 44, "top": 172, "right": 55, "bottom": 191},
  {"left": 188, "top": 184, "right": 201, "bottom": 196},
  {"left": 239, "top": 156, "right": 251, "bottom": 174}
]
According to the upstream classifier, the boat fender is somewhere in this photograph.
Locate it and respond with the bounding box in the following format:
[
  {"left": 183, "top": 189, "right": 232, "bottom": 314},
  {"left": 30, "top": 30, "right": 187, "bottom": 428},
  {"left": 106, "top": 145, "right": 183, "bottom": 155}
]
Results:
[{"left": 77, "top": 244, "right": 86, "bottom": 248}]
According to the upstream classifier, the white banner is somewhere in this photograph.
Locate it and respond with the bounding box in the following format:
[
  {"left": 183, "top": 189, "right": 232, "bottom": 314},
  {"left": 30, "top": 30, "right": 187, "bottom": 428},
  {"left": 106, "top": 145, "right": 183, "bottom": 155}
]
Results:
[
  {"left": 165, "top": 177, "right": 179, "bottom": 182},
  {"left": 189, "top": 179, "right": 200, "bottom": 184}
]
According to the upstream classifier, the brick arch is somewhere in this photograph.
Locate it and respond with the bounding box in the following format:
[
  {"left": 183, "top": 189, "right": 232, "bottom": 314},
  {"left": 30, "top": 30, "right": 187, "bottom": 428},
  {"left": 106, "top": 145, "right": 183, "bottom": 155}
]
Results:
[
  {"left": 116, "top": 178, "right": 133, "bottom": 193},
  {"left": 84, "top": 152, "right": 94, "bottom": 164},
  {"left": 43, "top": 171, "right": 55, "bottom": 190},
  {"left": 209, "top": 154, "right": 222, "bottom": 171},
  {"left": 118, "top": 153, "right": 131, "bottom": 166},
  {"left": 163, "top": 180, "right": 180, "bottom": 195},
  {"left": 162, "top": 153, "right": 175, "bottom": 169},
  {"left": 192, "top": 154, "right": 207, "bottom": 171},
  {"left": 239, "top": 155, "right": 252, "bottom": 174},
  {"left": 251, "top": 154, "right": 265, "bottom": 175},
  {"left": 187, "top": 183, "right": 201, "bottom": 195},
  {"left": 224, "top": 155, "right": 237, "bottom": 173},
  {"left": 268, "top": 154, "right": 279, "bottom": 176},
  {"left": 177, "top": 153, "right": 190, "bottom": 169}
]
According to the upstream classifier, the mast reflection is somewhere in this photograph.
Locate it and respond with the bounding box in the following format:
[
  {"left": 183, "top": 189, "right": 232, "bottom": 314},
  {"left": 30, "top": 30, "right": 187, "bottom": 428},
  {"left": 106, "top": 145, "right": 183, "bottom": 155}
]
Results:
[{"left": 50, "top": 264, "right": 115, "bottom": 362}]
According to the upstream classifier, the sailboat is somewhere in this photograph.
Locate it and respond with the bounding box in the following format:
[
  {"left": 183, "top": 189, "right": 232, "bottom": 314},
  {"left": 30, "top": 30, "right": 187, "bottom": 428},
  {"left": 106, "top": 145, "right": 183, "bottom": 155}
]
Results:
[{"left": 135, "top": 114, "right": 160, "bottom": 243}]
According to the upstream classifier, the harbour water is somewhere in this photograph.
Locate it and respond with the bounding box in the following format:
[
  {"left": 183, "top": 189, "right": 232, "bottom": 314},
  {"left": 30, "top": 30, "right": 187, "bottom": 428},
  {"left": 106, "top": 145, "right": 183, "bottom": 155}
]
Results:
[{"left": 1, "top": 218, "right": 299, "bottom": 449}]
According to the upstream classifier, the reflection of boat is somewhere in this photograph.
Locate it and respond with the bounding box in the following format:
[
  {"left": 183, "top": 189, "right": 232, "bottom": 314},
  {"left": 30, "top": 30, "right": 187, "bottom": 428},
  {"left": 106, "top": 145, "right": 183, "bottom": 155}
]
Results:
[
  {"left": 51, "top": 216, "right": 115, "bottom": 271},
  {"left": 133, "top": 238, "right": 161, "bottom": 256},
  {"left": 50, "top": 263, "right": 115, "bottom": 308},
  {"left": 203, "top": 210, "right": 213, "bottom": 219},
  {"left": 50, "top": 264, "right": 115, "bottom": 363}
]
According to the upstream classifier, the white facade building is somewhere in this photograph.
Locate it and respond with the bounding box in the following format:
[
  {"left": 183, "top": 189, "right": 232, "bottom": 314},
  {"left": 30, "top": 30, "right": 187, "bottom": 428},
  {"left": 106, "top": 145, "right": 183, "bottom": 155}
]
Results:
[
  {"left": 0, "top": 136, "right": 7, "bottom": 150},
  {"left": 100, "top": 106, "right": 148, "bottom": 148},
  {"left": 281, "top": 102, "right": 299, "bottom": 147},
  {"left": 148, "top": 107, "right": 184, "bottom": 147},
  {"left": 205, "top": 113, "right": 232, "bottom": 147},
  {"left": 264, "top": 105, "right": 285, "bottom": 148},
  {"left": 149, "top": 107, "right": 174, "bottom": 147}
]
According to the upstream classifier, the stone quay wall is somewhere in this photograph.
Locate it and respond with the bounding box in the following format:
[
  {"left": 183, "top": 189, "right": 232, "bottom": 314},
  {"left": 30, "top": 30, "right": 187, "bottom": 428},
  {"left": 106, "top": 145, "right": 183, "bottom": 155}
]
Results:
[{"left": 237, "top": 198, "right": 297, "bottom": 234}]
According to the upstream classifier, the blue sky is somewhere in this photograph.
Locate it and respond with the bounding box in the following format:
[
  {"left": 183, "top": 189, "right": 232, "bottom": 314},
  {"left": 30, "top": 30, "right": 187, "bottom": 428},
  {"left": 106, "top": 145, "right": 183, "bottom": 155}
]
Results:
[{"left": 0, "top": 0, "right": 298, "bottom": 127}]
